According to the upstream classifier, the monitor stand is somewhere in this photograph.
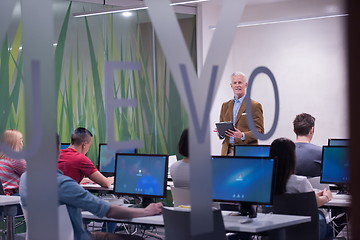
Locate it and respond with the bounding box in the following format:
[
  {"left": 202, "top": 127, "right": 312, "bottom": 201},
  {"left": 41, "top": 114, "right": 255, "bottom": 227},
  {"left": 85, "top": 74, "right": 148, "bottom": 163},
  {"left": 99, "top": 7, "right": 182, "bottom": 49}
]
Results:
[
  {"left": 239, "top": 203, "right": 257, "bottom": 218},
  {"left": 219, "top": 203, "right": 257, "bottom": 218},
  {"left": 141, "top": 197, "right": 154, "bottom": 208}
]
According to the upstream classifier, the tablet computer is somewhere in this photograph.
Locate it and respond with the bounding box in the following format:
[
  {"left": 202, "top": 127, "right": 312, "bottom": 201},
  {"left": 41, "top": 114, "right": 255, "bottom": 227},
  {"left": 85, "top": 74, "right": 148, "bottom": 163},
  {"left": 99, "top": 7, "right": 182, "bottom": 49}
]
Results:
[{"left": 216, "top": 121, "right": 235, "bottom": 138}]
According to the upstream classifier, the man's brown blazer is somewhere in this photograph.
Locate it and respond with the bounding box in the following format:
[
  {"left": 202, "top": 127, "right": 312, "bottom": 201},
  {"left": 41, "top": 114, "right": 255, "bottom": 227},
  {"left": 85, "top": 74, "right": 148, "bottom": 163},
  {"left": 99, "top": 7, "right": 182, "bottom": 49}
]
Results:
[{"left": 219, "top": 98, "right": 264, "bottom": 156}]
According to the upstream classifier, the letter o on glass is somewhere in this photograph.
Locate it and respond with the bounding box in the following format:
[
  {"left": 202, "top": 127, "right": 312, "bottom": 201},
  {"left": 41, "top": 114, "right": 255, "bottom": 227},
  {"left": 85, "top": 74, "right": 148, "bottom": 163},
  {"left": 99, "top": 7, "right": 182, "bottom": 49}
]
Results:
[{"left": 245, "top": 66, "right": 279, "bottom": 140}]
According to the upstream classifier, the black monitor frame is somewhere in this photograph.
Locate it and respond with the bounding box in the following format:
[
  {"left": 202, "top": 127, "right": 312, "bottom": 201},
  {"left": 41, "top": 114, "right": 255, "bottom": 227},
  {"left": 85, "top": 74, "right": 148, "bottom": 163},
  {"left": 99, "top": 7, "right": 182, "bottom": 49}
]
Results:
[
  {"left": 212, "top": 156, "right": 277, "bottom": 208},
  {"left": 60, "top": 143, "right": 70, "bottom": 150},
  {"left": 320, "top": 146, "right": 349, "bottom": 186},
  {"left": 113, "top": 153, "right": 168, "bottom": 199},
  {"left": 234, "top": 144, "right": 271, "bottom": 157},
  {"left": 97, "top": 143, "right": 137, "bottom": 176},
  {"left": 328, "top": 138, "right": 349, "bottom": 146}
]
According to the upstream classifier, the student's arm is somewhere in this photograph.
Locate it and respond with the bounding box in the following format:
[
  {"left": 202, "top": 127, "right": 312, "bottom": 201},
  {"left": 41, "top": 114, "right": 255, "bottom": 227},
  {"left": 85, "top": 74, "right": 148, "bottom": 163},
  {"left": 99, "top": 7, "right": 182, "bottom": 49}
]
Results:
[
  {"left": 87, "top": 171, "right": 112, "bottom": 188},
  {"left": 106, "top": 202, "right": 163, "bottom": 219},
  {"left": 315, "top": 189, "right": 333, "bottom": 207}
]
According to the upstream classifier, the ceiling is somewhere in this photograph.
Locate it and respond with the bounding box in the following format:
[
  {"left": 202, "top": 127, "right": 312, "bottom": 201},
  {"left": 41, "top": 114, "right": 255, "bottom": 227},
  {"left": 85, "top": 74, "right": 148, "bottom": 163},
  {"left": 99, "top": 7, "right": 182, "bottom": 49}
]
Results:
[{"left": 70, "top": 0, "right": 299, "bottom": 8}]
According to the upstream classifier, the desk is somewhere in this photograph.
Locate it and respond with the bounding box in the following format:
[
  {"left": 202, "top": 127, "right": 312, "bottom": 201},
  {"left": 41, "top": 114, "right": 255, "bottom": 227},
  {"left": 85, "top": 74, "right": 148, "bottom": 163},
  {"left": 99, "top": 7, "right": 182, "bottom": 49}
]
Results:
[
  {"left": 325, "top": 194, "right": 351, "bottom": 207},
  {"left": 323, "top": 194, "right": 350, "bottom": 238},
  {"left": 82, "top": 183, "right": 114, "bottom": 192},
  {"left": 0, "top": 196, "right": 21, "bottom": 240},
  {"left": 82, "top": 209, "right": 310, "bottom": 239},
  {"left": 82, "top": 183, "right": 172, "bottom": 192}
]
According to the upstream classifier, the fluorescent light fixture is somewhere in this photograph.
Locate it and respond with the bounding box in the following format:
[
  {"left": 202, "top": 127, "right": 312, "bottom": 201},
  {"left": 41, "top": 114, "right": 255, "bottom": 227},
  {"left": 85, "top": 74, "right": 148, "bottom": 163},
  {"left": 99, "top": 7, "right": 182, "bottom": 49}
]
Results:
[
  {"left": 209, "top": 13, "right": 348, "bottom": 29},
  {"left": 170, "top": 0, "right": 207, "bottom": 5},
  {"left": 73, "top": 0, "right": 208, "bottom": 18},
  {"left": 122, "top": 11, "right": 133, "bottom": 17},
  {"left": 16, "top": 43, "right": 57, "bottom": 51}
]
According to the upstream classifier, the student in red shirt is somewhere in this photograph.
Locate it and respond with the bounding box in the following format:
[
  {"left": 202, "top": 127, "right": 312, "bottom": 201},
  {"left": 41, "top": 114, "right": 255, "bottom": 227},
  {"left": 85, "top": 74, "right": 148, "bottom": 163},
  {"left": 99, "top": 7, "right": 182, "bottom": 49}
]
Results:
[{"left": 58, "top": 127, "right": 113, "bottom": 188}]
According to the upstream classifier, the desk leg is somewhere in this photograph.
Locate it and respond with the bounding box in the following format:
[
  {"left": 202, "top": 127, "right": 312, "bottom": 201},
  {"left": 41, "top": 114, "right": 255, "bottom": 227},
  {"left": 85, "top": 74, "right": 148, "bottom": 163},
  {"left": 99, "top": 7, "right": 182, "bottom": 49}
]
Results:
[{"left": 5, "top": 216, "right": 14, "bottom": 240}]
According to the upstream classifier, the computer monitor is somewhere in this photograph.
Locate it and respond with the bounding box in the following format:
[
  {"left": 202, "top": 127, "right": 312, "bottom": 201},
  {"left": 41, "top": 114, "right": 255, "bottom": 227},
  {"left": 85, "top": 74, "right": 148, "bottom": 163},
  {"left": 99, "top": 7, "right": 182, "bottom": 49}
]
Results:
[
  {"left": 320, "top": 146, "right": 350, "bottom": 187},
  {"left": 114, "top": 153, "right": 168, "bottom": 198},
  {"left": 98, "top": 143, "right": 137, "bottom": 175},
  {"left": 212, "top": 156, "right": 276, "bottom": 217},
  {"left": 234, "top": 145, "right": 271, "bottom": 157},
  {"left": 328, "top": 138, "right": 349, "bottom": 146},
  {"left": 60, "top": 143, "right": 70, "bottom": 150}
]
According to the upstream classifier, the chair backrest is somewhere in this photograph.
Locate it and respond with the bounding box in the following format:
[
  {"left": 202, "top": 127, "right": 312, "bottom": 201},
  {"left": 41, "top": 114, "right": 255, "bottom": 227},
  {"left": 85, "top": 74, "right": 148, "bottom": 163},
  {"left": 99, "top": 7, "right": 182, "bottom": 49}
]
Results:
[
  {"left": 162, "top": 207, "right": 227, "bottom": 240},
  {"left": 171, "top": 186, "right": 190, "bottom": 207},
  {"left": 0, "top": 180, "right": 5, "bottom": 195},
  {"left": 22, "top": 204, "right": 74, "bottom": 240},
  {"left": 272, "top": 191, "right": 319, "bottom": 240},
  {"left": 308, "top": 176, "right": 330, "bottom": 191}
]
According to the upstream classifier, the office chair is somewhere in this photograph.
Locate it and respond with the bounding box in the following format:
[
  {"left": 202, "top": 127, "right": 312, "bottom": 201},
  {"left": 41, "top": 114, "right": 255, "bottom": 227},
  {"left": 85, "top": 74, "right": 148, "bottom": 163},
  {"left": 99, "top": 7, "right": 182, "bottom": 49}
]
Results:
[
  {"left": 273, "top": 192, "right": 345, "bottom": 240},
  {"left": 162, "top": 207, "right": 227, "bottom": 240},
  {"left": 272, "top": 191, "right": 319, "bottom": 240}
]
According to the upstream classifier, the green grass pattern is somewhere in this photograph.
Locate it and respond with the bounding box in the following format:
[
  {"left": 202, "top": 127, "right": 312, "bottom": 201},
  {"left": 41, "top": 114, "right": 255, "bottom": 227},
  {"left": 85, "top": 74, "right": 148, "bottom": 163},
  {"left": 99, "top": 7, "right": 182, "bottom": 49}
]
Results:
[{"left": 0, "top": 2, "right": 194, "bottom": 163}]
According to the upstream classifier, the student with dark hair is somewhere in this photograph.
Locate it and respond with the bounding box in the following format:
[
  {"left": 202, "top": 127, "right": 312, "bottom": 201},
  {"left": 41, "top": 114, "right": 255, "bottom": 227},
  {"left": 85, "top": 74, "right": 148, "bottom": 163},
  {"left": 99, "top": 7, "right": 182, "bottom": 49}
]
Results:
[
  {"left": 293, "top": 113, "right": 322, "bottom": 177},
  {"left": 169, "top": 129, "right": 189, "bottom": 188},
  {"left": 58, "top": 127, "right": 113, "bottom": 188},
  {"left": 270, "top": 137, "right": 333, "bottom": 240}
]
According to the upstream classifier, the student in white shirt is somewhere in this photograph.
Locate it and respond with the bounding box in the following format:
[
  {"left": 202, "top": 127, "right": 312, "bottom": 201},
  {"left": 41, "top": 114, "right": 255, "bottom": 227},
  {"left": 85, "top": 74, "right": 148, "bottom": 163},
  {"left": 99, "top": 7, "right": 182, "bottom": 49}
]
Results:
[
  {"left": 269, "top": 138, "right": 332, "bottom": 240},
  {"left": 169, "top": 129, "right": 189, "bottom": 188}
]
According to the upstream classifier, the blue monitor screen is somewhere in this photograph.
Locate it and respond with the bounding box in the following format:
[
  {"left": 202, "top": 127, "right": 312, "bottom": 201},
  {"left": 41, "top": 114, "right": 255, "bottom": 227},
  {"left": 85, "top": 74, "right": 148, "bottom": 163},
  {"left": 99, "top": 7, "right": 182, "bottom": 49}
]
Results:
[
  {"left": 114, "top": 154, "right": 168, "bottom": 198},
  {"left": 212, "top": 156, "right": 276, "bottom": 205},
  {"left": 321, "top": 146, "right": 349, "bottom": 184},
  {"left": 60, "top": 143, "right": 70, "bottom": 150},
  {"left": 234, "top": 145, "right": 270, "bottom": 157},
  {"left": 328, "top": 139, "right": 349, "bottom": 146},
  {"left": 98, "top": 144, "right": 136, "bottom": 173}
]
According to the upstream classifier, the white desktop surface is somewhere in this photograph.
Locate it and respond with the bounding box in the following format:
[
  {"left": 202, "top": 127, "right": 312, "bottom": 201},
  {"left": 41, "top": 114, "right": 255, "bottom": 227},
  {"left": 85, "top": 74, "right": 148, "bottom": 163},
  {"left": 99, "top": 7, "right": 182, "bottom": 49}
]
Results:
[
  {"left": 0, "top": 196, "right": 21, "bottom": 240},
  {"left": 82, "top": 211, "right": 165, "bottom": 226},
  {"left": 325, "top": 194, "right": 351, "bottom": 207},
  {"left": 0, "top": 195, "right": 20, "bottom": 206},
  {"left": 82, "top": 183, "right": 114, "bottom": 191},
  {"left": 221, "top": 212, "right": 310, "bottom": 233},
  {"left": 82, "top": 209, "right": 310, "bottom": 234}
]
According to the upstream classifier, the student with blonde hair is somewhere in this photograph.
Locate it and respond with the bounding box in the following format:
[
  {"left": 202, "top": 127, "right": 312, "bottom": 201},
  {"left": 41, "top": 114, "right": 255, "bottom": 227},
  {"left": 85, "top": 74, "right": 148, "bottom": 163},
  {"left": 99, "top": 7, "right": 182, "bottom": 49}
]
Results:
[{"left": 0, "top": 130, "right": 27, "bottom": 195}]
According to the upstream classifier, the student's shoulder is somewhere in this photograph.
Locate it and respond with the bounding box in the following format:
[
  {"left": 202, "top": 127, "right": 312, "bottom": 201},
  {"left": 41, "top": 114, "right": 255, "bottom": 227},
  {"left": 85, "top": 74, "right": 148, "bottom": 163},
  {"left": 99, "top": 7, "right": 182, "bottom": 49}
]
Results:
[{"left": 289, "top": 174, "right": 308, "bottom": 184}]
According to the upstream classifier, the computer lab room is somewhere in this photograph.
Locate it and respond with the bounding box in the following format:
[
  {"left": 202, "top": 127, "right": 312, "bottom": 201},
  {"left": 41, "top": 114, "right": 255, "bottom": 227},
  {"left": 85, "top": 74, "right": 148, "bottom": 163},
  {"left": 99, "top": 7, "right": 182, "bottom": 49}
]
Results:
[{"left": 0, "top": 0, "right": 359, "bottom": 239}]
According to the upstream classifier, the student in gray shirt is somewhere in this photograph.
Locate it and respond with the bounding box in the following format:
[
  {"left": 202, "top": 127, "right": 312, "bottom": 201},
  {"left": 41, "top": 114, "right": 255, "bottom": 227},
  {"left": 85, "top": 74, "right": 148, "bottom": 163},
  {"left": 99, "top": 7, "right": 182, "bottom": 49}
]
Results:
[{"left": 293, "top": 113, "right": 322, "bottom": 177}]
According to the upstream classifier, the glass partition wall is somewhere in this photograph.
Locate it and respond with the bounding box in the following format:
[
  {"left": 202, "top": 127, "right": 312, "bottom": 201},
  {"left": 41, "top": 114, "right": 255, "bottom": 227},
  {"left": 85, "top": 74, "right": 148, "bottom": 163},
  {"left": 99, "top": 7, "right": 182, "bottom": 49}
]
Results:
[{"left": 1, "top": 1, "right": 195, "bottom": 163}]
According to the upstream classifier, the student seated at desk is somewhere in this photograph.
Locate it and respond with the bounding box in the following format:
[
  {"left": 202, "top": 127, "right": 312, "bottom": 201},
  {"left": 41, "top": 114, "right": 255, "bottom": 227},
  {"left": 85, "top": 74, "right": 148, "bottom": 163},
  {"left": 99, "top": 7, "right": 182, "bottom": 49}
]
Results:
[
  {"left": 0, "top": 130, "right": 27, "bottom": 195},
  {"left": 293, "top": 113, "right": 322, "bottom": 177},
  {"left": 169, "top": 129, "right": 189, "bottom": 188},
  {"left": 58, "top": 127, "right": 113, "bottom": 188},
  {"left": 20, "top": 134, "right": 162, "bottom": 240},
  {"left": 270, "top": 138, "right": 333, "bottom": 240}
]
